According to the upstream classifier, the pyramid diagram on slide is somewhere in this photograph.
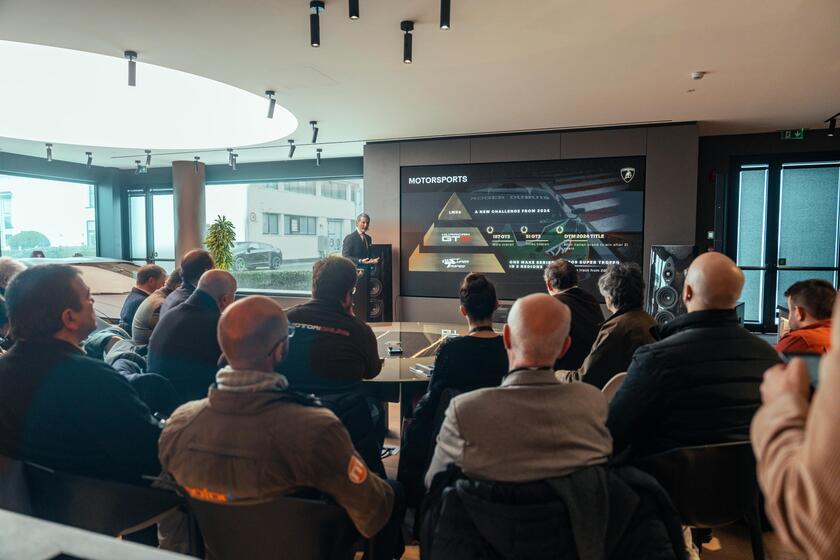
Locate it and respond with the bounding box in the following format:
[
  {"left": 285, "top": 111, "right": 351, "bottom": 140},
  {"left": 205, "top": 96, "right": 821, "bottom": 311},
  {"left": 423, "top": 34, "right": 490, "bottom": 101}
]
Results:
[{"left": 410, "top": 193, "right": 504, "bottom": 273}]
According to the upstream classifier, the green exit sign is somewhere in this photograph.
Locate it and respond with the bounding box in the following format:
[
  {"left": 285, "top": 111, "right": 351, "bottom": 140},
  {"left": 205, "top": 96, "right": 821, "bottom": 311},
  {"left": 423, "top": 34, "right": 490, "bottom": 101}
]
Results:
[{"left": 781, "top": 128, "right": 805, "bottom": 140}]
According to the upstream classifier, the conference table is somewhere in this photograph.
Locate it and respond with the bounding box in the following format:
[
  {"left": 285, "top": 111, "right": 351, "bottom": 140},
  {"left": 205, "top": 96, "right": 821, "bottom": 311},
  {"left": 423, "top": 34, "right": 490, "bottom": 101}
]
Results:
[{"left": 363, "top": 321, "right": 502, "bottom": 428}]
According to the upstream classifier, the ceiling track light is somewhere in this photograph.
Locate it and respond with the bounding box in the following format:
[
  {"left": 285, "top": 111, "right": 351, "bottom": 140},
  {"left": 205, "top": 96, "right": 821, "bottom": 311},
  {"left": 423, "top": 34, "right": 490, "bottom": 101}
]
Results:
[
  {"left": 135, "top": 159, "right": 142, "bottom": 174},
  {"left": 310, "top": 1, "right": 325, "bottom": 47},
  {"left": 316, "top": 148, "right": 322, "bottom": 166},
  {"left": 194, "top": 156, "right": 200, "bottom": 173},
  {"left": 145, "top": 149, "right": 152, "bottom": 167},
  {"left": 310, "top": 120, "right": 319, "bottom": 143},
  {"left": 265, "top": 90, "right": 276, "bottom": 119},
  {"left": 227, "top": 148, "right": 234, "bottom": 166},
  {"left": 85, "top": 151, "right": 92, "bottom": 168},
  {"left": 288, "top": 139, "right": 296, "bottom": 158},
  {"left": 440, "top": 0, "right": 450, "bottom": 29},
  {"left": 231, "top": 153, "right": 238, "bottom": 171},
  {"left": 45, "top": 143, "right": 53, "bottom": 162},
  {"left": 349, "top": 0, "right": 359, "bottom": 19},
  {"left": 401, "top": 20, "right": 414, "bottom": 64},
  {"left": 124, "top": 50, "right": 138, "bottom": 87},
  {"left": 825, "top": 113, "right": 839, "bottom": 137}
]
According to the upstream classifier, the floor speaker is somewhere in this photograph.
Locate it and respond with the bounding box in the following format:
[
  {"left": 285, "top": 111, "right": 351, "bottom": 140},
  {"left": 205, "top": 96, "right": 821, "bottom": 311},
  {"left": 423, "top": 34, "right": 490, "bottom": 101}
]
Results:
[
  {"left": 367, "top": 244, "right": 392, "bottom": 322},
  {"left": 647, "top": 245, "right": 698, "bottom": 325}
]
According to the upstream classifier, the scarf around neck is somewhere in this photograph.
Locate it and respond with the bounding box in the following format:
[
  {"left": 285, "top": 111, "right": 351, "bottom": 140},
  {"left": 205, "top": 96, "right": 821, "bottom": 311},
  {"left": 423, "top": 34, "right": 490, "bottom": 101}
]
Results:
[{"left": 215, "top": 366, "right": 289, "bottom": 393}]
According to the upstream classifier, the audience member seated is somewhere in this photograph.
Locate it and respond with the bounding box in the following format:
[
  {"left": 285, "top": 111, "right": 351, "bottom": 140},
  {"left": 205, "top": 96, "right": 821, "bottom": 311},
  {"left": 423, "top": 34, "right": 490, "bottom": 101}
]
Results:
[
  {"left": 159, "top": 249, "right": 214, "bottom": 317},
  {"left": 0, "top": 264, "right": 161, "bottom": 482},
  {"left": 564, "top": 263, "right": 655, "bottom": 389},
  {"left": 118, "top": 264, "right": 166, "bottom": 335},
  {"left": 159, "top": 296, "right": 405, "bottom": 558},
  {"left": 775, "top": 279, "right": 835, "bottom": 354},
  {"left": 132, "top": 268, "right": 182, "bottom": 346},
  {"left": 544, "top": 259, "right": 603, "bottom": 371},
  {"left": 0, "top": 296, "right": 11, "bottom": 351},
  {"left": 425, "top": 293, "right": 612, "bottom": 486},
  {"left": 0, "top": 257, "right": 24, "bottom": 296},
  {"left": 282, "top": 256, "right": 382, "bottom": 394},
  {"left": 148, "top": 270, "right": 236, "bottom": 403},
  {"left": 398, "top": 273, "right": 508, "bottom": 506},
  {"left": 607, "top": 252, "right": 779, "bottom": 459},
  {"left": 751, "top": 296, "right": 840, "bottom": 558}
]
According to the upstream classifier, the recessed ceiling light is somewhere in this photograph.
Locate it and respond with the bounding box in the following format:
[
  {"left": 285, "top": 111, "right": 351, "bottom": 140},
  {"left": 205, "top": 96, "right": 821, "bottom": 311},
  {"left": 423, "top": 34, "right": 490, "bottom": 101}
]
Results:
[{"left": 0, "top": 40, "right": 298, "bottom": 150}]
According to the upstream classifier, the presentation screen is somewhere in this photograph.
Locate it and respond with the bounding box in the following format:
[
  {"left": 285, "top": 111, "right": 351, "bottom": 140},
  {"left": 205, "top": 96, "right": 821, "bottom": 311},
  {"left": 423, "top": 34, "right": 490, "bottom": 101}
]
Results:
[{"left": 400, "top": 157, "right": 645, "bottom": 301}]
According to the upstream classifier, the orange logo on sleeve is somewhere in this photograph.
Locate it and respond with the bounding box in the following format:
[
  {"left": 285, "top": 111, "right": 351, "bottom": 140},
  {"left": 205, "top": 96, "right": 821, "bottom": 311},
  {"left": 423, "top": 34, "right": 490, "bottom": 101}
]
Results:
[{"left": 347, "top": 455, "right": 368, "bottom": 484}]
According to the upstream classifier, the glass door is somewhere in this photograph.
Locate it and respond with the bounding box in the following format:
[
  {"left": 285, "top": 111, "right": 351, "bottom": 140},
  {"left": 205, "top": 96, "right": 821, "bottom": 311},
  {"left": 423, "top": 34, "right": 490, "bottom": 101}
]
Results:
[{"left": 127, "top": 188, "right": 176, "bottom": 272}]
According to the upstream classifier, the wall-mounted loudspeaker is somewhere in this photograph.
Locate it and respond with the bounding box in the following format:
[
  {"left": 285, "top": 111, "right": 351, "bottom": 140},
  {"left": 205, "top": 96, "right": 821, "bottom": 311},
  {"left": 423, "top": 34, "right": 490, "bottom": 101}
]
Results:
[
  {"left": 367, "top": 244, "right": 392, "bottom": 322},
  {"left": 647, "top": 245, "right": 698, "bottom": 325}
]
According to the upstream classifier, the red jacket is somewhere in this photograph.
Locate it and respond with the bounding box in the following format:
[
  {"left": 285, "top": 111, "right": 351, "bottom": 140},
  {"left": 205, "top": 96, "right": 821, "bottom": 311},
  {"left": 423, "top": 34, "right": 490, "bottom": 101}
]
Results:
[{"left": 775, "top": 320, "right": 832, "bottom": 354}]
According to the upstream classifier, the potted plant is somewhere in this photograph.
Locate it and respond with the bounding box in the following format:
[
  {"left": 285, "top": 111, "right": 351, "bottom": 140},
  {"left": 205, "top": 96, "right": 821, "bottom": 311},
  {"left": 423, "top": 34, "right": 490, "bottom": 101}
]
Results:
[{"left": 205, "top": 215, "right": 236, "bottom": 271}]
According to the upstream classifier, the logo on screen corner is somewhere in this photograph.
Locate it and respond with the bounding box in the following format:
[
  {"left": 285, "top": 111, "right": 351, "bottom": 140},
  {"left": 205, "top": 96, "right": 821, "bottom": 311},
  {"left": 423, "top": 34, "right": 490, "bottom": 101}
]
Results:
[{"left": 620, "top": 167, "right": 636, "bottom": 184}]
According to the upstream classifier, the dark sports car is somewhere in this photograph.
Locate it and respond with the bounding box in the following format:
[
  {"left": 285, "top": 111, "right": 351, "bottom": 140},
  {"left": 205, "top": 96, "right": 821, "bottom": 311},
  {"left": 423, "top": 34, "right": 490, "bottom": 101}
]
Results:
[{"left": 232, "top": 242, "right": 283, "bottom": 271}]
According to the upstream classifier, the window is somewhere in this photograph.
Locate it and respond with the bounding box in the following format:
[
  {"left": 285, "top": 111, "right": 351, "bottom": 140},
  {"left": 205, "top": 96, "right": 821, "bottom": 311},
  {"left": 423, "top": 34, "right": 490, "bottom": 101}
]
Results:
[
  {"left": 86, "top": 220, "right": 96, "bottom": 248},
  {"left": 284, "top": 181, "right": 316, "bottom": 196},
  {"left": 87, "top": 185, "right": 96, "bottom": 208},
  {"left": 0, "top": 174, "right": 97, "bottom": 258},
  {"left": 284, "top": 214, "right": 316, "bottom": 235},
  {"left": 263, "top": 212, "right": 280, "bottom": 234},
  {"left": 205, "top": 178, "right": 363, "bottom": 294},
  {"left": 127, "top": 189, "right": 175, "bottom": 271},
  {"left": 321, "top": 181, "right": 348, "bottom": 200},
  {"left": 729, "top": 158, "right": 840, "bottom": 331}
]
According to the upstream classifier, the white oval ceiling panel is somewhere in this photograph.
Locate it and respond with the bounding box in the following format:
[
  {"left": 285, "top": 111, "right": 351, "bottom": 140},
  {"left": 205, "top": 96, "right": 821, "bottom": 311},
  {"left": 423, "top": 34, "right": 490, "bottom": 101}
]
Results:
[{"left": 0, "top": 40, "right": 297, "bottom": 150}]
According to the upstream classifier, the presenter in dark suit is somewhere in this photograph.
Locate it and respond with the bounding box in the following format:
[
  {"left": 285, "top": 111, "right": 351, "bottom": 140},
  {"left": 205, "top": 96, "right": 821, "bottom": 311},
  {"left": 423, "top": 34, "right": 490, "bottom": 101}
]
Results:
[{"left": 342, "top": 213, "right": 380, "bottom": 267}]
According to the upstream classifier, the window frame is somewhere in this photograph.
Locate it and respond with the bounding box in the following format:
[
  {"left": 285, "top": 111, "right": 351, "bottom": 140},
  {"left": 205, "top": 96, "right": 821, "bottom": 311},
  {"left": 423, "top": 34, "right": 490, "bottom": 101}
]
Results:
[
  {"left": 284, "top": 214, "right": 317, "bottom": 236},
  {"left": 727, "top": 151, "right": 840, "bottom": 332}
]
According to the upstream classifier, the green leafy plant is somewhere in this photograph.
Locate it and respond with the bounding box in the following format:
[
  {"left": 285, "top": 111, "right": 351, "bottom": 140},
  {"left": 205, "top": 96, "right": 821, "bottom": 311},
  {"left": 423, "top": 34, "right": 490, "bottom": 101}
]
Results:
[{"left": 205, "top": 215, "right": 236, "bottom": 271}]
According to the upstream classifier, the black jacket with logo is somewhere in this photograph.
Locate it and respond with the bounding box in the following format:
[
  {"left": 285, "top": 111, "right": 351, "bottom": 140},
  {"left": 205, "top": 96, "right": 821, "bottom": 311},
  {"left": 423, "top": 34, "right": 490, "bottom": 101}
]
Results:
[{"left": 282, "top": 299, "right": 382, "bottom": 395}]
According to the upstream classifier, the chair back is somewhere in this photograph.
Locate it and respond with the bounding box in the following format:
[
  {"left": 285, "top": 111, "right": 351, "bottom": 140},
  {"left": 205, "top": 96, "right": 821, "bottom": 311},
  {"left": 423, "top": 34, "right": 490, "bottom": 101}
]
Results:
[
  {"left": 0, "top": 454, "right": 31, "bottom": 515},
  {"left": 431, "top": 388, "right": 462, "bottom": 440},
  {"left": 188, "top": 495, "right": 358, "bottom": 560},
  {"left": 23, "top": 462, "right": 182, "bottom": 536},
  {"left": 601, "top": 372, "right": 627, "bottom": 402},
  {"left": 635, "top": 441, "right": 758, "bottom": 527}
]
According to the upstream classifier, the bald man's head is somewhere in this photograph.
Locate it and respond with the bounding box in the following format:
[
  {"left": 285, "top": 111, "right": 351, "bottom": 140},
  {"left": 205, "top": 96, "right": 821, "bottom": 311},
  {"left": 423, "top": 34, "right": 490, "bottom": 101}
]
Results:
[
  {"left": 683, "top": 252, "right": 745, "bottom": 312},
  {"left": 197, "top": 270, "right": 237, "bottom": 311},
  {"left": 218, "top": 296, "right": 289, "bottom": 371},
  {"left": 505, "top": 293, "right": 572, "bottom": 367}
]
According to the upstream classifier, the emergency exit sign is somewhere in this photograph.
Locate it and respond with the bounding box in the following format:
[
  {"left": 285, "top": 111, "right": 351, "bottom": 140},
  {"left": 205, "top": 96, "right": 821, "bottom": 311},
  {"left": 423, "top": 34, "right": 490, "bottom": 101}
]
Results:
[{"left": 781, "top": 128, "right": 805, "bottom": 140}]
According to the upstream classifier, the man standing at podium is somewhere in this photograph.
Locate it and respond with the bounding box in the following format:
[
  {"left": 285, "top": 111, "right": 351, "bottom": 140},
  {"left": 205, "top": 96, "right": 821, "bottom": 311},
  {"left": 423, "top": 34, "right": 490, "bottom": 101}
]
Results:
[{"left": 342, "top": 213, "right": 380, "bottom": 267}]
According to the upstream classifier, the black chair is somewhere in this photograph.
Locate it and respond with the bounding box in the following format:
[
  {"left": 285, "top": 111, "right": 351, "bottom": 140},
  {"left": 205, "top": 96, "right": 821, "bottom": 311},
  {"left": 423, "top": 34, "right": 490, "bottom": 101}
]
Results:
[
  {"left": 635, "top": 441, "right": 764, "bottom": 560},
  {"left": 187, "top": 494, "right": 359, "bottom": 560},
  {"left": 0, "top": 455, "right": 31, "bottom": 515},
  {"left": 23, "top": 461, "right": 182, "bottom": 537}
]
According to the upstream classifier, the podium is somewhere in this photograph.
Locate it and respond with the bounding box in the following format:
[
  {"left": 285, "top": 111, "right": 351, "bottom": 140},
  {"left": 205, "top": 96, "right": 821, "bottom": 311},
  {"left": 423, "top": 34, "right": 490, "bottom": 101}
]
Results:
[{"left": 351, "top": 244, "right": 392, "bottom": 323}]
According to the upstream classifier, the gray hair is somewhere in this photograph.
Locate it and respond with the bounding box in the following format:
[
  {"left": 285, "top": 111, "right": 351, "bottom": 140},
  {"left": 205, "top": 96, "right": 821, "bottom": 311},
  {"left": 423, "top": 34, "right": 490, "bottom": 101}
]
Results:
[
  {"left": 0, "top": 258, "right": 25, "bottom": 289},
  {"left": 598, "top": 263, "right": 645, "bottom": 310},
  {"left": 356, "top": 213, "right": 370, "bottom": 223}
]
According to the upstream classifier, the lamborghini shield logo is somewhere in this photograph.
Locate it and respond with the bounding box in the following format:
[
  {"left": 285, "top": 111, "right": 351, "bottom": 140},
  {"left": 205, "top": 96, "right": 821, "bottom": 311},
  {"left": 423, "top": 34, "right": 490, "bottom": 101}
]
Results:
[{"left": 620, "top": 167, "right": 636, "bottom": 184}]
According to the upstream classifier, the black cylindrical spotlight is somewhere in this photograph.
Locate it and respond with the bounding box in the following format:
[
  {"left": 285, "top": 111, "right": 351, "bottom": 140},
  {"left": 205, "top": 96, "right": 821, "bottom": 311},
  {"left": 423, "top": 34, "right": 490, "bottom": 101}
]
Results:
[
  {"left": 135, "top": 160, "right": 142, "bottom": 174},
  {"left": 288, "top": 139, "right": 297, "bottom": 158},
  {"left": 86, "top": 152, "right": 93, "bottom": 168},
  {"left": 401, "top": 20, "right": 414, "bottom": 64},
  {"left": 124, "top": 51, "right": 137, "bottom": 87},
  {"left": 231, "top": 153, "right": 238, "bottom": 171},
  {"left": 46, "top": 143, "right": 53, "bottom": 162},
  {"left": 265, "top": 90, "right": 276, "bottom": 119},
  {"left": 310, "top": 1, "right": 325, "bottom": 47},
  {"left": 145, "top": 149, "right": 152, "bottom": 167},
  {"left": 349, "top": 0, "right": 359, "bottom": 19},
  {"left": 829, "top": 118, "right": 837, "bottom": 137},
  {"left": 194, "top": 156, "right": 200, "bottom": 173},
  {"left": 310, "top": 120, "right": 319, "bottom": 143},
  {"left": 440, "top": 0, "right": 450, "bottom": 29},
  {"left": 316, "top": 148, "right": 322, "bottom": 166},
  {"left": 227, "top": 148, "right": 234, "bottom": 166}
]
